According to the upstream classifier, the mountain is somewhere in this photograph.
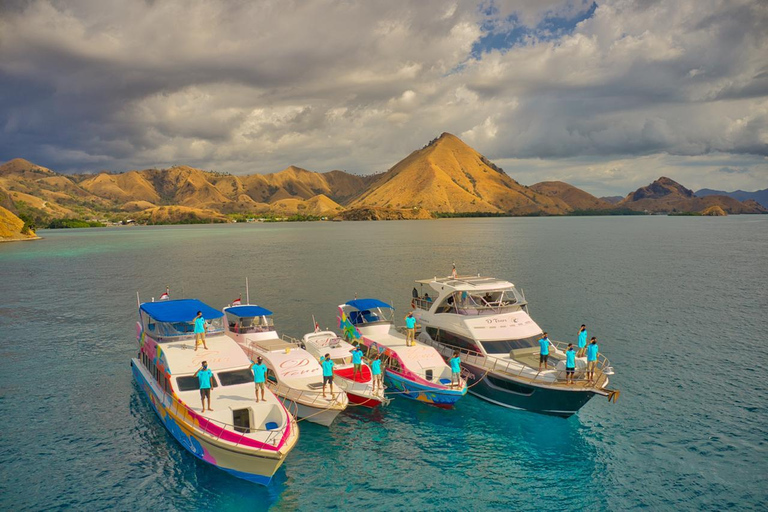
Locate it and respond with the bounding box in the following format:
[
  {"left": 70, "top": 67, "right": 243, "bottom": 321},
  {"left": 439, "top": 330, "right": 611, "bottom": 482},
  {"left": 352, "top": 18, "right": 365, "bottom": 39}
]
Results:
[
  {"left": 600, "top": 196, "right": 623, "bottom": 204},
  {"left": 529, "top": 181, "right": 614, "bottom": 211},
  {"left": 695, "top": 188, "right": 768, "bottom": 209},
  {"left": 619, "top": 177, "right": 766, "bottom": 214},
  {"left": 350, "top": 133, "right": 566, "bottom": 214},
  {"left": 0, "top": 205, "right": 37, "bottom": 241}
]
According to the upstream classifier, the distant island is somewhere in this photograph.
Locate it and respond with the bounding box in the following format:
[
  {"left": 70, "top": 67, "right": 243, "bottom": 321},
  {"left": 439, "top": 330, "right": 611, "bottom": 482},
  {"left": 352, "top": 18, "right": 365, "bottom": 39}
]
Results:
[{"left": 0, "top": 133, "right": 765, "bottom": 239}]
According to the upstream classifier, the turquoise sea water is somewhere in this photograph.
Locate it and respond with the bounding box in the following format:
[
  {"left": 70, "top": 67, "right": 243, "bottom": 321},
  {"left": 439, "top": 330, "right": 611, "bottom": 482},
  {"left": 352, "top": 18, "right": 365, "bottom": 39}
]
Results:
[{"left": 1, "top": 217, "right": 766, "bottom": 511}]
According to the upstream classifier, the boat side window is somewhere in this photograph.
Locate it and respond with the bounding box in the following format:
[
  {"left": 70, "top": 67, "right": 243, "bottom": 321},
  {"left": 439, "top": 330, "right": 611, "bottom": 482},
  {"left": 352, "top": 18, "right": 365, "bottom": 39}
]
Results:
[
  {"left": 436, "top": 293, "right": 458, "bottom": 314},
  {"left": 433, "top": 328, "right": 480, "bottom": 352},
  {"left": 217, "top": 369, "right": 253, "bottom": 386}
]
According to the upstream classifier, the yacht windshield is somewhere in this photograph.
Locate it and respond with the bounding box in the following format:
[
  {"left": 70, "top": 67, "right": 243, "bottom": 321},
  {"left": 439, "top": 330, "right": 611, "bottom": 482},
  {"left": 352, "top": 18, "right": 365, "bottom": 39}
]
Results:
[
  {"left": 348, "top": 307, "right": 392, "bottom": 325},
  {"left": 435, "top": 288, "right": 524, "bottom": 315},
  {"left": 143, "top": 316, "right": 224, "bottom": 340},
  {"left": 480, "top": 335, "right": 540, "bottom": 354},
  {"left": 225, "top": 312, "right": 274, "bottom": 334}
]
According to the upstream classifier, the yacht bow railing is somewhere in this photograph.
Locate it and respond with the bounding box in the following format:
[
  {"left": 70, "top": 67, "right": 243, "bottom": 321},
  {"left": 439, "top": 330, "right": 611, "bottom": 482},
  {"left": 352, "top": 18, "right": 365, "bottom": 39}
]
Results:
[
  {"left": 164, "top": 390, "right": 296, "bottom": 449},
  {"left": 419, "top": 335, "right": 613, "bottom": 390}
]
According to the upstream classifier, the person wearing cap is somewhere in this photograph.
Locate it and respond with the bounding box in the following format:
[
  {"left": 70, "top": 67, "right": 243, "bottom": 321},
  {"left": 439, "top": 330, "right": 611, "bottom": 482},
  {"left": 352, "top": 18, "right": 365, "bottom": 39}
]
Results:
[
  {"left": 251, "top": 356, "right": 268, "bottom": 402},
  {"left": 577, "top": 324, "right": 588, "bottom": 357},
  {"left": 405, "top": 312, "right": 416, "bottom": 347},
  {"left": 449, "top": 351, "right": 462, "bottom": 388},
  {"left": 586, "top": 337, "right": 599, "bottom": 382},
  {"left": 320, "top": 353, "right": 335, "bottom": 399},
  {"left": 350, "top": 342, "right": 364, "bottom": 380},
  {"left": 194, "top": 361, "right": 214, "bottom": 412},
  {"left": 193, "top": 311, "right": 208, "bottom": 351},
  {"left": 538, "top": 332, "right": 553, "bottom": 371},
  {"left": 565, "top": 343, "right": 576, "bottom": 385},
  {"left": 371, "top": 353, "right": 383, "bottom": 393}
]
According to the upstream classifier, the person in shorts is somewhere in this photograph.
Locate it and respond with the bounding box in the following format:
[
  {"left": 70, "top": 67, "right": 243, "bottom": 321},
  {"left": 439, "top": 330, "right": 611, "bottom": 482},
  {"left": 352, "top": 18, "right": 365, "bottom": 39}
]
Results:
[
  {"left": 586, "top": 337, "right": 599, "bottom": 383},
  {"left": 350, "top": 342, "right": 364, "bottom": 380},
  {"left": 193, "top": 311, "right": 208, "bottom": 351},
  {"left": 320, "top": 353, "right": 335, "bottom": 398},
  {"left": 251, "top": 356, "right": 268, "bottom": 402},
  {"left": 194, "top": 361, "right": 213, "bottom": 412},
  {"left": 538, "top": 332, "right": 553, "bottom": 371},
  {"left": 449, "top": 350, "right": 462, "bottom": 388},
  {"left": 405, "top": 312, "right": 416, "bottom": 346},
  {"left": 371, "top": 353, "right": 383, "bottom": 393},
  {"left": 565, "top": 343, "right": 576, "bottom": 385}
]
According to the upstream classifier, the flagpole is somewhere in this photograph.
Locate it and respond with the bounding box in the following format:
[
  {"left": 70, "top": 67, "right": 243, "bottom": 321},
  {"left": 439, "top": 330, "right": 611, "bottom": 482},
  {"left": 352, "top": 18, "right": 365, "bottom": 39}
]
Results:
[{"left": 246, "top": 277, "right": 250, "bottom": 305}]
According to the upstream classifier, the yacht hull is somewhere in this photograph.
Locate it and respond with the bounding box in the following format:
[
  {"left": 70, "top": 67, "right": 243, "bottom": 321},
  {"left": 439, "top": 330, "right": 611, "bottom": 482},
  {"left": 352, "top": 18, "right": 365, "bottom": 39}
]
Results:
[
  {"left": 131, "top": 359, "right": 288, "bottom": 485},
  {"left": 282, "top": 398, "right": 343, "bottom": 427},
  {"left": 385, "top": 371, "right": 466, "bottom": 408},
  {"left": 461, "top": 361, "right": 596, "bottom": 418}
]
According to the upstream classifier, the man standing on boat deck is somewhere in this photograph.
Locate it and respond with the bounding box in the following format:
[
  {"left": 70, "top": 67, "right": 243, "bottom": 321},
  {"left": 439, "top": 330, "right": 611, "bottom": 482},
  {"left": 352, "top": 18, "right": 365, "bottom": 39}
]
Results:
[
  {"left": 350, "top": 343, "right": 364, "bottom": 380},
  {"left": 577, "top": 324, "right": 588, "bottom": 358},
  {"left": 195, "top": 361, "right": 214, "bottom": 412},
  {"left": 193, "top": 311, "right": 208, "bottom": 351},
  {"left": 405, "top": 312, "right": 416, "bottom": 347},
  {"left": 251, "top": 356, "right": 268, "bottom": 403},
  {"left": 586, "top": 338, "right": 599, "bottom": 383},
  {"left": 538, "top": 332, "right": 553, "bottom": 371},
  {"left": 565, "top": 344, "right": 576, "bottom": 385},
  {"left": 371, "top": 354, "right": 383, "bottom": 394},
  {"left": 449, "top": 351, "right": 462, "bottom": 388},
  {"left": 320, "top": 353, "right": 335, "bottom": 399}
]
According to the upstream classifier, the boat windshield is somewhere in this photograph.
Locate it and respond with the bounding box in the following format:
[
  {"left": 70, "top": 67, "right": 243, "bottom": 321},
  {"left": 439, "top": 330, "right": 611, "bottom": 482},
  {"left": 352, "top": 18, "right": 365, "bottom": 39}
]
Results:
[
  {"left": 225, "top": 312, "right": 274, "bottom": 334},
  {"left": 348, "top": 307, "right": 393, "bottom": 326},
  {"left": 433, "top": 288, "right": 524, "bottom": 315},
  {"left": 480, "top": 335, "right": 540, "bottom": 354},
  {"left": 142, "top": 316, "right": 224, "bottom": 340}
]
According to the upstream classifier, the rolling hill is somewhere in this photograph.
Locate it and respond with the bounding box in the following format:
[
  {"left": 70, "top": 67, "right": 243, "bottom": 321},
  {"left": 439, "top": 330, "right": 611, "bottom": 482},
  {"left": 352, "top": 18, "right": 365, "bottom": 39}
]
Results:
[
  {"left": 529, "top": 181, "right": 615, "bottom": 212},
  {"left": 695, "top": 188, "right": 768, "bottom": 208}
]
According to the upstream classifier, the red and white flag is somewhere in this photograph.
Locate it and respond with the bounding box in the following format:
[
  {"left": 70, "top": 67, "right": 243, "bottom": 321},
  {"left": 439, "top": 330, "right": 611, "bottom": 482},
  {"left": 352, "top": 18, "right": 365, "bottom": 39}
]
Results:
[
  {"left": 232, "top": 295, "right": 242, "bottom": 306},
  {"left": 451, "top": 263, "right": 457, "bottom": 278},
  {"left": 159, "top": 287, "right": 170, "bottom": 300},
  {"left": 313, "top": 315, "right": 320, "bottom": 332}
]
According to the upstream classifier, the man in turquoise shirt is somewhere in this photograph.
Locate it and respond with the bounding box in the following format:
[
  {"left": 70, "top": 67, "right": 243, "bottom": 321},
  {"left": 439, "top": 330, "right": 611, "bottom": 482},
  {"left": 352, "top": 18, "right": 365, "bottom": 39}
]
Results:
[
  {"left": 565, "top": 343, "right": 576, "bottom": 385},
  {"left": 193, "top": 311, "right": 208, "bottom": 351},
  {"left": 586, "top": 338, "right": 599, "bottom": 383},
  {"left": 538, "top": 332, "right": 552, "bottom": 371},
  {"left": 405, "top": 312, "right": 416, "bottom": 347},
  {"left": 449, "top": 351, "right": 462, "bottom": 388},
  {"left": 194, "top": 361, "right": 214, "bottom": 412},
  {"left": 320, "top": 353, "right": 335, "bottom": 399},
  {"left": 350, "top": 343, "right": 364, "bottom": 380},
  {"left": 577, "top": 324, "right": 587, "bottom": 357},
  {"left": 251, "top": 356, "right": 268, "bottom": 403},
  {"left": 371, "top": 354, "right": 383, "bottom": 394}
]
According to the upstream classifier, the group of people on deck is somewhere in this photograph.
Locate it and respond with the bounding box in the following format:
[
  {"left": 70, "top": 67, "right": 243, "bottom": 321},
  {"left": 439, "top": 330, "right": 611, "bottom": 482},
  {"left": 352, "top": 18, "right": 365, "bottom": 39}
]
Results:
[{"left": 538, "top": 324, "right": 600, "bottom": 384}]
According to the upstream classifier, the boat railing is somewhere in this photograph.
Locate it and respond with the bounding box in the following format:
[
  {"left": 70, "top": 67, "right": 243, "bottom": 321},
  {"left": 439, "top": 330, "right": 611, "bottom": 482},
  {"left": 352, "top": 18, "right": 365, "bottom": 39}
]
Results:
[
  {"left": 266, "top": 379, "right": 347, "bottom": 410},
  {"left": 420, "top": 336, "right": 612, "bottom": 389},
  {"left": 165, "top": 390, "right": 296, "bottom": 449},
  {"left": 413, "top": 299, "right": 525, "bottom": 315}
]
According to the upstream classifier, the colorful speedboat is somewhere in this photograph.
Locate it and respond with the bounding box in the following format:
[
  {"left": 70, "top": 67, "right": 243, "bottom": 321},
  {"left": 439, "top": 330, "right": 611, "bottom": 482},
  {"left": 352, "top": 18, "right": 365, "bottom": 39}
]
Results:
[
  {"left": 299, "top": 330, "right": 390, "bottom": 409},
  {"left": 131, "top": 299, "right": 299, "bottom": 485},
  {"left": 338, "top": 299, "right": 467, "bottom": 408},
  {"left": 223, "top": 304, "right": 348, "bottom": 426},
  {"left": 412, "top": 274, "right": 619, "bottom": 417}
]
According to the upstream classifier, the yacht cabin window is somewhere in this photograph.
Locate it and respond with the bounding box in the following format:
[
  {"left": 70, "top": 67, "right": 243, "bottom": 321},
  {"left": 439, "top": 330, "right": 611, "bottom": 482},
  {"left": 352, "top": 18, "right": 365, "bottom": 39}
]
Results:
[
  {"left": 176, "top": 375, "right": 219, "bottom": 392},
  {"left": 225, "top": 313, "right": 274, "bottom": 334},
  {"left": 142, "top": 314, "right": 224, "bottom": 340}
]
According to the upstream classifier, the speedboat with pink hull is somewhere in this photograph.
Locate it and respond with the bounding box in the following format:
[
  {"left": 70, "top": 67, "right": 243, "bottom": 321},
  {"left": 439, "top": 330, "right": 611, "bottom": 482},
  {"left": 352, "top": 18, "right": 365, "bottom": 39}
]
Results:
[{"left": 131, "top": 298, "right": 299, "bottom": 485}]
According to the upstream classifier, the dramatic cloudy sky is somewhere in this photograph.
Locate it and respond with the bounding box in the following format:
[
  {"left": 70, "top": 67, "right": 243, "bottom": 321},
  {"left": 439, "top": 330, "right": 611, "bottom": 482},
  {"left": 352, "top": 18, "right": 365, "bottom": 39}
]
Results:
[{"left": 1, "top": 0, "right": 767, "bottom": 195}]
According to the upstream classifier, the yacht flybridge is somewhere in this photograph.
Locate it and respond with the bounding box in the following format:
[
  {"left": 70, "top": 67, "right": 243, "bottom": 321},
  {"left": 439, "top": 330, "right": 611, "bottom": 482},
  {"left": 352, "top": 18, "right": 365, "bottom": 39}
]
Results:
[
  {"left": 131, "top": 299, "right": 298, "bottom": 485},
  {"left": 412, "top": 275, "right": 618, "bottom": 417},
  {"left": 223, "top": 305, "right": 348, "bottom": 427}
]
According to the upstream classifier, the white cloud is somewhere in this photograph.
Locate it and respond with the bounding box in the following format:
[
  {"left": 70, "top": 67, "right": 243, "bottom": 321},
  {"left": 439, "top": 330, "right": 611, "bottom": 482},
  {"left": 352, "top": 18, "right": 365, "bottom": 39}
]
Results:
[{"left": 0, "top": 0, "right": 765, "bottom": 194}]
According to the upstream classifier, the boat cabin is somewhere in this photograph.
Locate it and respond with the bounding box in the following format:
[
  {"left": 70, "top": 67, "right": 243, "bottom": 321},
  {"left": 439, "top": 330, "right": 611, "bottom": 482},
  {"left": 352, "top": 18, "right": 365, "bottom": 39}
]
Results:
[
  {"left": 342, "top": 298, "right": 395, "bottom": 327},
  {"left": 224, "top": 305, "right": 275, "bottom": 334},
  {"left": 413, "top": 276, "right": 527, "bottom": 316},
  {"left": 139, "top": 299, "right": 224, "bottom": 342}
]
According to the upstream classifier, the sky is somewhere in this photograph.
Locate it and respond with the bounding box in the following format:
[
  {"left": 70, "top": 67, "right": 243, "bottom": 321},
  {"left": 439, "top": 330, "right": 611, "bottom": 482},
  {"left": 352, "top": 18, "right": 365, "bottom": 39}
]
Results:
[{"left": 1, "top": 0, "right": 767, "bottom": 196}]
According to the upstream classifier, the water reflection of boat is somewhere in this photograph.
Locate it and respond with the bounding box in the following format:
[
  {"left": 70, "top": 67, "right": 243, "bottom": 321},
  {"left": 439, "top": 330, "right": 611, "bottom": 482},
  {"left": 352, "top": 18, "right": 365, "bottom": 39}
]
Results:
[
  {"left": 223, "top": 304, "right": 348, "bottom": 426},
  {"left": 338, "top": 299, "right": 467, "bottom": 408},
  {"left": 412, "top": 275, "right": 618, "bottom": 417},
  {"left": 131, "top": 298, "right": 298, "bottom": 485},
  {"left": 297, "top": 330, "right": 390, "bottom": 409}
]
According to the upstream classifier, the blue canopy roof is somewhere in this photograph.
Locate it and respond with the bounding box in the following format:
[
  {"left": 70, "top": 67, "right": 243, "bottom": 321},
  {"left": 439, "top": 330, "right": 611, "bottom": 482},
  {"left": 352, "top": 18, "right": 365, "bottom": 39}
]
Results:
[
  {"left": 224, "top": 305, "right": 273, "bottom": 317},
  {"left": 140, "top": 299, "right": 223, "bottom": 323},
  {"left": 345, "top": 298, "right": 393, "bottom": 311}
]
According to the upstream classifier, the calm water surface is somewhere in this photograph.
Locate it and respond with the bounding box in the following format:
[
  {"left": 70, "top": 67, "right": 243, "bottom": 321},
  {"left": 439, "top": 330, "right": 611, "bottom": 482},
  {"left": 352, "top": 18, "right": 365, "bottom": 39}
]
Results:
[{"left": 1, "top": 217, "right": 766, "bottom": 511}]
